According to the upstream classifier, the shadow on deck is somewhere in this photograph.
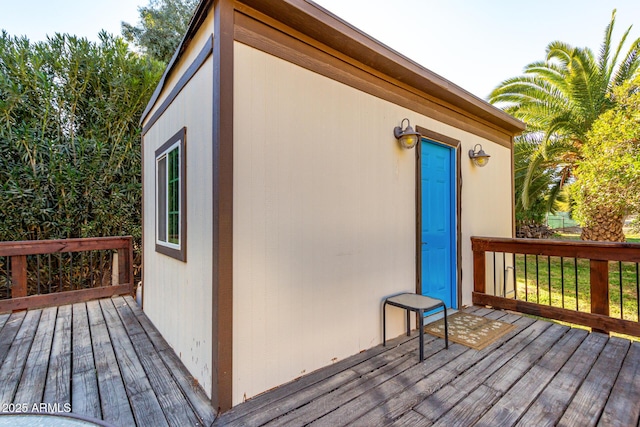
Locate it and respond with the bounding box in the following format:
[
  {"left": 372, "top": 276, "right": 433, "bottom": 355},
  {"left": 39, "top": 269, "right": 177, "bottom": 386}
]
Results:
[
  {"left": 215, "top": 306, "right": 640, "bottom": 427},
  {"left": 0, "top": 296, "right": 216, "bottom": 426}
]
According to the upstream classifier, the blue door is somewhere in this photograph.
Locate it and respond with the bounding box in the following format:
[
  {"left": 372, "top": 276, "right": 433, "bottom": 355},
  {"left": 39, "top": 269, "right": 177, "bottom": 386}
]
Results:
[{"left": 421, "top": 140, "right": 456, "bottom": 308}]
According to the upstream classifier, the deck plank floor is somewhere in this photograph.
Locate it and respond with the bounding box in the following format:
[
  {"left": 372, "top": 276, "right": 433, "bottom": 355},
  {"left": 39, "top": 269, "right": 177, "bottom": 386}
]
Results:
[
  {"left": 0, "top": 296, "right": 216, "bottom": 427},
  {"left": 1, "top": 300, "right": 638, "bottom": 426},
  {"left": 215, "top": 306, "right": 639, "bottom": 427}
]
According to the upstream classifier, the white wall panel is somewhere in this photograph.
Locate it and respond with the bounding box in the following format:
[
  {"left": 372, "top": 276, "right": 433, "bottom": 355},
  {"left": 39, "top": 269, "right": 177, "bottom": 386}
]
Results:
[
  {"left": 142, "top": 57, "right": 213, "bottom": 396},
  {"left": 234, "top": 42, "right": 414, "bottom": 404}
]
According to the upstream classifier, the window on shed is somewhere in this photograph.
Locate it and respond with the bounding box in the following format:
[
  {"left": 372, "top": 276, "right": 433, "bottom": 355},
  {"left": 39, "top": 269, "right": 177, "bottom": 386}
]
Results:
[{"left": 155, "top": 128, "right": 187, "bottom": 261}]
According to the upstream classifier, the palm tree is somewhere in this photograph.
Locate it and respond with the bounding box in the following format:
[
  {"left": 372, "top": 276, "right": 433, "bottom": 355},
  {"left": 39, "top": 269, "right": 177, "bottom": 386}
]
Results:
[
  {"left": 513, "top": 134, "right": 564, "bottom": 227},
  {"left": 489, "top": 10, "right": 640, "bottom": 240}
]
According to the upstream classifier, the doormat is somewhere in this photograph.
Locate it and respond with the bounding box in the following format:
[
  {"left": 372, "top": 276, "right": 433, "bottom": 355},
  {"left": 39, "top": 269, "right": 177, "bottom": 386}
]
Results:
[{"left": 424, "top": 312, "right": 516, "bottom": 350}]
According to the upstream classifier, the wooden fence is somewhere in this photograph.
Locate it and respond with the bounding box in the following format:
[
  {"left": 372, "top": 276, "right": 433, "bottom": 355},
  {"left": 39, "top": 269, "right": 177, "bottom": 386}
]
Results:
[
  {"left": 0, "top": 236, "right": 134, "bottom": 312},
  {"left": 472, "top": 236, "right": 640, "bottom": 336}
]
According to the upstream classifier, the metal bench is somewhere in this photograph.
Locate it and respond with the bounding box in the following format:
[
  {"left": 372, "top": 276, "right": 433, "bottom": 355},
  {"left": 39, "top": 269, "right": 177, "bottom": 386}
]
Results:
[{"left": 383, "top": 293, "right": 448, "bottom": 361}]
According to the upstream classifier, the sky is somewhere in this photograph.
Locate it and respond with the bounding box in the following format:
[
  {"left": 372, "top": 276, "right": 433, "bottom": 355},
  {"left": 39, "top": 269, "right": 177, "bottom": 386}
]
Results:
[{"left": 2, "top": 0, "right": 640, "bottom": 100}]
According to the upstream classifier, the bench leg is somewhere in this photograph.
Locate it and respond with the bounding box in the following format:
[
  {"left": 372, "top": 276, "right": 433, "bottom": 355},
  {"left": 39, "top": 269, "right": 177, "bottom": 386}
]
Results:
[
  {"left": 383, "top": 301, "right": 387, "bottom": 346},
  {"left": 418, "top": 309, "right": 424, "bottom": 361},
  {"left": 406, "top": 309, "right": 411, "bottom": 337},
  {"left": 443, "top": 306, "right": 449, "bottom": 349}
]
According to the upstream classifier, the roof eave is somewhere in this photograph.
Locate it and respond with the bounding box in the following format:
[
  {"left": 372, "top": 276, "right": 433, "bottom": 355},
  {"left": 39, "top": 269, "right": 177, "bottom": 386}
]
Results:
[{"left": 141, "top": 0, "right": 525, "bottom": 135}]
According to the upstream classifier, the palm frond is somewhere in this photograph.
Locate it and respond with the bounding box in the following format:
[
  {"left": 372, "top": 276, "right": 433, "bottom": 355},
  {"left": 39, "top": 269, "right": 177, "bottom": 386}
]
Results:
[
  {"left": 546, "top": 41, "right": 575, "bottom": 67},
  {"left": 598, "top": 9, "right": 616, "bottom": 78},
  {"left": 491, "top": 9, "right": 639, "bottom": 227},
  {"left": 546, "top": 178, "right": 565, "bottom": 214},
  {"left": 613, "top": 37, "right": 640, "bottom": 87}
]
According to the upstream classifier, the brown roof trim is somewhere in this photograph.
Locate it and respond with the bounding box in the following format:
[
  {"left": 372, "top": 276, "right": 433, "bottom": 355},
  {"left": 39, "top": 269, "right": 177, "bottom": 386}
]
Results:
[
  {"left": 143, "top": 0, "right": 524, "bottom": 135},
  {"left": 238, "top": 0, "right": 525, "bottom": 135},
  {"left": 234, "top": 11, "right": 513, "bottom": 147}
]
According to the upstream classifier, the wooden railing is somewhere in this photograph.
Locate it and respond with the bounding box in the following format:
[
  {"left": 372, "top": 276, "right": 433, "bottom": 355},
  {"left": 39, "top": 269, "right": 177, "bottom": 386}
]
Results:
[
  {"left": 0, "top": 236, "right": 134, "bottom": 312},
  {"left": 472, "top": 236, "right": 640, "bottom": 336}
]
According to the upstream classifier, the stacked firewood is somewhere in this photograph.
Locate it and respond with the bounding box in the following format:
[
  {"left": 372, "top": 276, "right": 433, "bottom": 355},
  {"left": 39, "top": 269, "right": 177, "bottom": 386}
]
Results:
[{"left": 516, "top": 224, "right": 554, "bottom": 239}]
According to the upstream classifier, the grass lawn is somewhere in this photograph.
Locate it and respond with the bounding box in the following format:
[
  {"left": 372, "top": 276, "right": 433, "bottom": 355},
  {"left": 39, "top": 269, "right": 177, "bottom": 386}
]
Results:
[
  {"left": 514, "top": 255, "right": 639, "bottom": 322},
  {"left": 511, "top": 231, "right": 640, "bottom": 340}
]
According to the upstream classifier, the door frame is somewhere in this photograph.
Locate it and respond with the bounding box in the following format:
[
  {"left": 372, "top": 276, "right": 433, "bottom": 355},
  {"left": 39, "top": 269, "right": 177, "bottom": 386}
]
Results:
[{"left": 415, "top": 126, "right": 462, "bottom": 308}]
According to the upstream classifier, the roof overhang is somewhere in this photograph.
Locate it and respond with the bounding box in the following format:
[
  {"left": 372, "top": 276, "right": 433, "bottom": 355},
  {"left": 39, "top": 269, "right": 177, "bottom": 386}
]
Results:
[{"left": 141, "top": 0, "right": 525, "bottom": 136}]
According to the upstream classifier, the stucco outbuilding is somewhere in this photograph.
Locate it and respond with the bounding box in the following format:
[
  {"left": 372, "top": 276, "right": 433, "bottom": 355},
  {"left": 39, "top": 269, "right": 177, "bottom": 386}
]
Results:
[{"left": 140, "top": 0, "right": 524, "bottom": 411}]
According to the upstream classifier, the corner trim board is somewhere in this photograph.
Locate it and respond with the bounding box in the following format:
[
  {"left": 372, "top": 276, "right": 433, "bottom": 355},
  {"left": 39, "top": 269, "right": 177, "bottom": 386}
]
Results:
[{"left": 212, "top": 0, "right": 234, "bottom": 412}]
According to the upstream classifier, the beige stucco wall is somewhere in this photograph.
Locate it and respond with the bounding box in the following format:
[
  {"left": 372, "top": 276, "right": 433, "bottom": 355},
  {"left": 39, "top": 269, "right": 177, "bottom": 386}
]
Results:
[
  {"left": 142, "top": 56, "right": 214, "bottom": 397},
  {"left": 460, "top": 139, "right": 514, "bottom": 301},
  {"left": 232, "top": 42, "right": 513, "bottom": 404}
]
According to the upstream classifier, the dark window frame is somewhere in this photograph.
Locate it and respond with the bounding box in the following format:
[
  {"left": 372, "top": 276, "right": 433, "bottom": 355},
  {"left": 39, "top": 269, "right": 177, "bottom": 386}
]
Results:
[{"left": 155, "top": 127, "right": 187, "bottom": 261}]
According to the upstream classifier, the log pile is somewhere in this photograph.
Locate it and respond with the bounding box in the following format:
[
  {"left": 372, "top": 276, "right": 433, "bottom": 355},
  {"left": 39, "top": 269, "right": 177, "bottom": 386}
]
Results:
[{"left": 516, "top": 223, "right": 554, "bottom": 239}]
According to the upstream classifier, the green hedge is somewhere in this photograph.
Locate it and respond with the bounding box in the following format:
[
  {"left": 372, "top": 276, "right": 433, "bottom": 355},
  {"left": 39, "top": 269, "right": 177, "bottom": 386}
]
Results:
[{"left": 0, "top": 31, "right": 163, "bottom": 280}]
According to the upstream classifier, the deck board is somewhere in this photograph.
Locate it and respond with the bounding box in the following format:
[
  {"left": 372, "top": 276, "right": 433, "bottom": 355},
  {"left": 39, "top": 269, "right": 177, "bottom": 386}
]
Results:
[
  {"left": 356, "top": 314, "right": 534, "bottom": 426},
  {"left": 413, "top": 316, "right": 541, "bottom": 422},
  {"left": 113, "top": 297, "right": 202, "bottom": 427},
  {"left": 315, "top": 311, "right": 528, "bottom": 426},
  {"left": 87, "top": 299, "right": 137, "bottom": 427},
  {"left": 475, "top": 328, "right": 588, "bottom": 426},
  {"left": 0, "top": 311, "right": 26, "bottom": 366},
  {"left": 428, "top": 320, "right": 569, "bottom": 427},
  {"left": 43, "top": 304, "right": 72, "bottom": 406},
  {"left": 263, "top": 338, "right": 434, "bottom": 427},
  {"left": 0, "top": 313, "right": 10, "bottom": 333},
  {"left": 389, "top": 409, "right": 431, "bottom": 427},
  {"left": 13, "top": 307, "right": 57, "bottom": 405},
  {"left": 100, "top": 298, "right": 169, "bottom": 427},
  {"left": 0, "top": 310, "right": 41, "bottom": 404},
  {"left": 599, "top": 341, "right": 640, "bottom": 426},
  {"left": 431, "top": 384, "right": 500, "bottom": 427},
  {"left": 217, "top": 337, "right": 403, "bottom": 426},
  {"left": 123, "top": 296, "right": 217, "bottom": 426},
  {"left": 71, "top": 302, "right": 101, "bottom": 420},
  {"left": 558, "top": 336, "right": 631, "bottom": 426},
  {"left": 310, "top": 344, "right": 466, "bottom": 426},
  {"left": 516, "top": 331, "right": 609, "bottom": 427}
]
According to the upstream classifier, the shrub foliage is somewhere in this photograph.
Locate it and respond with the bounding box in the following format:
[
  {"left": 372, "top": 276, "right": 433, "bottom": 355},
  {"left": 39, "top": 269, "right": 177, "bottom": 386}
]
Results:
[{"left": 0, "top": 32, "right": 163, "bottom": 258}]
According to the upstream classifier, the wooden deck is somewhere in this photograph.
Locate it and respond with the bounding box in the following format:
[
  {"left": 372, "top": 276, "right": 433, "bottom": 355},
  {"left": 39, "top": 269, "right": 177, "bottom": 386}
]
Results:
[
  {"left": 1, "top": 300, "right": 639, "bottom": 426},
  {"left": 0, "top": 296, "right": 216, "bottom": 426},
  {"left": 215, "top": 306, "right": 640, "bottom": 427}
]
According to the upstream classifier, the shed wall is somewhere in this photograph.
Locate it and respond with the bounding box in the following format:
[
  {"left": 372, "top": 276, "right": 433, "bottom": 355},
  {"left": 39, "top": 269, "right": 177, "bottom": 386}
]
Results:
[
  {"left": 142, "top": 56, "right": 214, "bottom": 396},
  {"left": 232, "top": 42, "right": 512, "bottom": 403}
]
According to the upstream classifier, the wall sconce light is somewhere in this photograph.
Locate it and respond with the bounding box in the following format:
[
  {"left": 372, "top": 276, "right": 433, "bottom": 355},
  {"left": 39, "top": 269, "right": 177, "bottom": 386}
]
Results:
[
  {"left": 468, "top": 144, "right": 490, "bottom": 167},
  {"left": 393, "top": 118, "right": 421, "bottom": 149}
]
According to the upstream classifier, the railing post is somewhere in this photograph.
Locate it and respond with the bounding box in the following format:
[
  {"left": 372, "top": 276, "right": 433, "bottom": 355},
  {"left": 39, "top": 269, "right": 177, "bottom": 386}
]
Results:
[
  {"left": 11, "top": 255, "right": 28, "bottom": 298},
  {"left": 115, "top": 237, "right": 134, "bottom": 294},
  {"left": 590, "top": 259, "right": 609, "bottom": 334},
  {"left": 117, "top": 247, "right": 129, "bottom": 287},
  {"left": 473, "top": 247, "right": 486, "bottom": 304},
  {"left": 128, "top": 237, "right": 134, "bottom": 294}
]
